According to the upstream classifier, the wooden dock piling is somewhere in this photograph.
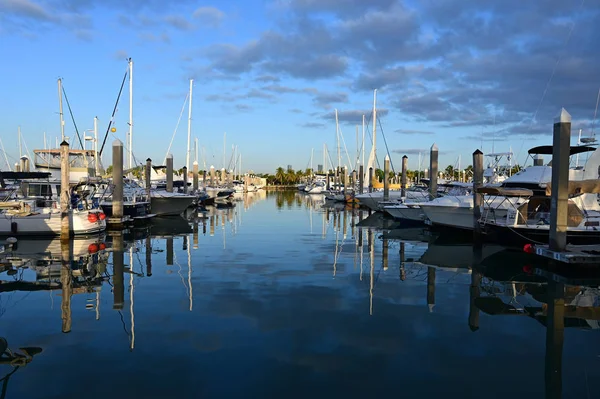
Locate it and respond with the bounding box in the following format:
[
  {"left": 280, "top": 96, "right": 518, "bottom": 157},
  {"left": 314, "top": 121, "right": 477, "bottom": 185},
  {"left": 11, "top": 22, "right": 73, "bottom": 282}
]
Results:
[
  {"left": 359, "top": 164, "right": 364, "bottom": 194},
  {"left": 401, "top": 155, "right": 408, "bottom": 197},
  {"left": 549, "top": 108, "right": 571, "bottom": 252},
  {"left": 193, "top": 161, "right": 199, "bottom": 192},
  {"left": 60, "top": 140, "right": 71, "bottom": 240},
  {"left": 145, "top": 158, "right": 152, "bottom": 198},
  {"left": 182, "top": 166, "right": 188, "bottom": 194},
  {"left": 166, "top": 154, "right": 173, "bottom": 193},
  {"left": 473, "top": 149, "right": 484, "bottom": 245},
  {"left": 383, "top": 155, "right": 390, "bottom": 201},
  {"left": 111, "top": 140, "right": 124, "bottom": 225},
  {"left": 429, "top": 144, "right": 438, "bottom": 200}
]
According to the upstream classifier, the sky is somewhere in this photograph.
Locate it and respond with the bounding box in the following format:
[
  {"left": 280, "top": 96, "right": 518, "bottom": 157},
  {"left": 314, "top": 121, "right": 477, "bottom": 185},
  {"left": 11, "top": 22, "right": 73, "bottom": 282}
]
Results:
[{"left": 1, "top": 0, "right": 599, "bottom": 174}]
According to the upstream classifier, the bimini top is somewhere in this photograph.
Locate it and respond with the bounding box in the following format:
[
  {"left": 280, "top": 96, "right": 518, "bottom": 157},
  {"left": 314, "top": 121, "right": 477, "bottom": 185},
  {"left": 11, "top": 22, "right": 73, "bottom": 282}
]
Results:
[{"left": 528, "top": 145, "right": 596, "bottom": 155}]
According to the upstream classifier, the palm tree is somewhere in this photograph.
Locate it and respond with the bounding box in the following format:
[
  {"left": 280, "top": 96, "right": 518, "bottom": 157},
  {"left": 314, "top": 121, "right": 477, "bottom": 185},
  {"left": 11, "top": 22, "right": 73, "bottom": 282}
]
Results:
[
  {"left": 444, "top": 165, "right": 454, "bottom": 179},
  {"left": 275, "top": 167, "right": 286, "bottom": 185}
]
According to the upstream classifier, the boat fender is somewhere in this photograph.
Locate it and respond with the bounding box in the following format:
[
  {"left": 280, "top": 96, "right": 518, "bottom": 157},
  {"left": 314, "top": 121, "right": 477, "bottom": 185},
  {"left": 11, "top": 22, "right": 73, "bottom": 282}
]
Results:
[
  {"left": 10, "top": 222, "right": 17, "bottom": 234},
  {"left": 5, "top": 237, "right": 17, "bottom": 244}
]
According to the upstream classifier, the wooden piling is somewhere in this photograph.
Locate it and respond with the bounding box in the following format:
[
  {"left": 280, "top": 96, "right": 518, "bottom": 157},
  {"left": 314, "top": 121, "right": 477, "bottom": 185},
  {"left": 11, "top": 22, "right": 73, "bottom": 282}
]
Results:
[
  {"left": 145, "top": 158, "right": 152, "bottom": 198},
  {"left": 359, "top": 164, "right": 364, "bottom": 194},
  {"left": 383, "top": 155, "right": 390, "bottom": 201},
  {"left": 429, "top": 144, "right": 438, "bottom": 200},
  {"left": 368, "top": 167, "right": 373, "bottom": 193},
  {"left": 549, "top": 108, "right": 571, "bottom": 252},
  {"left": 112, "top": 140, "right": 124, "bottom": 221},
  {"left": 166, "top": 154, "right": 173, "bottom": 193},
  {"left": 192, "top": 161, "right": 199, "bottom": 192},
  {"left": 113, "top": 233, "right": 124, "bottom": 309},
  {"left": 60, "top": 140, "right": 70, "bottom": 240},
  {"left": 210, "top": 166, "right": 215, "bottom": 186},
  {"left": 473, "top": 149, "right": 484, "bottom": 244},
  {"left": 344, "top": 167, "right": 349, "bottom": 197},
  {"left": 182, "top": 166, "right": 188, "bottom": 194},
  {"left": 401, "top": 155, "right": 408, "bottom": 197}
]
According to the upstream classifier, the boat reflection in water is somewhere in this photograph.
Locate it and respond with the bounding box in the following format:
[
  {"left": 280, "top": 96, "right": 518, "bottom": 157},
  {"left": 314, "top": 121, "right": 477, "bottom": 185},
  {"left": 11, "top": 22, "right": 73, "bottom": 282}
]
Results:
[{"left": 0, "top": 191, "right": 599, "bottom": 398}]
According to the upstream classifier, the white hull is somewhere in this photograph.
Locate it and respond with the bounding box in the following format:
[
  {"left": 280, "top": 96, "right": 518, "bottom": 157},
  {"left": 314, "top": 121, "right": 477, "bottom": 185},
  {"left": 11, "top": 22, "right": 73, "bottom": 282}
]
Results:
[
  {"left": 420, "top": 204, "right": 475, "bottom": 230},
  {"left": 384, "top": 205, "right": 424, "bottom": 222},
  {"left": 356, "top": 190, "right": 429, "bottom": 211},
  {"left": 0, "top": 209, "right": 106, "bottom": 236}
]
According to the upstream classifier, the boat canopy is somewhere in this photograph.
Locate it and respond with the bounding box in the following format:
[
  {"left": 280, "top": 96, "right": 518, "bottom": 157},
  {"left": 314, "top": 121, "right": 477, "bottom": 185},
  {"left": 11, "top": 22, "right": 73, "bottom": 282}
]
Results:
[
  {"left": 544, "top": 179, "right": 600, "bottom": 196},
  {"left": 527, "top": 145, "right": 596, "bottom": 156},
  {"left": 0, "top": 172, "right": 52, "bottom": 180},
  {"left": 477, "top": 186, "right": 534, "bottom": 197}
]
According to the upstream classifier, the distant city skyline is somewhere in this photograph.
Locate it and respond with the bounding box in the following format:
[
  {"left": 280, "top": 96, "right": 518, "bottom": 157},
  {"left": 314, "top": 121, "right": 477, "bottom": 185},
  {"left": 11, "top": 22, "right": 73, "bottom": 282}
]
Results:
[{"left": 1, "top": 0, "right": 599, "bottom": 174}]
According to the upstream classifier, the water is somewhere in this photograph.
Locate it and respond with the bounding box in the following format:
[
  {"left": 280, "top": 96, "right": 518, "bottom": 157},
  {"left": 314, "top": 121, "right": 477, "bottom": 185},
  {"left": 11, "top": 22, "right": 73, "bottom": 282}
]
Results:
[{"left": 1, "top": 190, "right": 599, "bottom": 399}]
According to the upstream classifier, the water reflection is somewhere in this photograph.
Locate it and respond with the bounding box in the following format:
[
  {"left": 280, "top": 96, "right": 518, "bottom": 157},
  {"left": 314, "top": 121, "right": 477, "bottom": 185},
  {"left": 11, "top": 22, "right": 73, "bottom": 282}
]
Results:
[{"left": 0, "top": 192, "right": 598, "bottom": 398}]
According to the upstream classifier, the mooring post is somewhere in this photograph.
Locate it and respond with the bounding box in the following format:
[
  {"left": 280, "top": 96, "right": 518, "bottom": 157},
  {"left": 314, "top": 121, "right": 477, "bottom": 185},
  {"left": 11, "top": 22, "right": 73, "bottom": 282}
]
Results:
[
  {"left": 344, "top": 167, "right": 349, "bottom": 197},
  {"left": 166, "top": 154, "right": 173, "bottom": 193},
  {"left": 193, "top": 161, "right": 199, "bottom": 193},
  {"left": 203, "top": 170, "right": 207, "bottom": 185},
  {"left": 210, "top": 166, "right": 215, "bottom": 186},
  {"left": 473, "top": 149, "right": 484, "bottom": 244},
  {"left": 383, "top": 155, "right": 390, "bottom": 201},
  {"left": 534, "top": 155, "right": 544, "bottom": 166},
  {"left": 182, "top": 166, "right": 188, "bottom": 194},
  {"left": 326, "top": 173, "right": 330, "bottom": 190},
  {"left": 193, "top": 219, "right": 199, "bottom": 249},
  {"left": 427, "top": 267, "right": 436, "bottom": 312},
  {"left": 401, "top": 155, "right": 408, "bottom": 198},
  {"left": 429, "top": 144, "right": 438, "bottom": 200},
  {"left": 60, "top": 140, "right": 71, "bottom": 240},
  {"left": 359, "top": 164, "right": 364, "bottom": 194},
  {"left": 112, "top": 140, "right": 124, "bottom": 221},
  {"left": 113, "top": 233, "right": 124, "bottom": 309},
  {"left": 220, "top": 168, "right": 225, "bottom": 185},
  {"left": 368, "top": 167, "right": 373, "bottom": 193},
  {"left": 60, "top": 238, "right": 72, "bottom": 333},
  {"left": 549, "top": 108, "right": 571, "bottom": 252},
  {"left": 145, "top": 158, "right": 152, "bottom": 198},
  {"left": 351, "top": 170, "right": 357, "bottom": 192}
]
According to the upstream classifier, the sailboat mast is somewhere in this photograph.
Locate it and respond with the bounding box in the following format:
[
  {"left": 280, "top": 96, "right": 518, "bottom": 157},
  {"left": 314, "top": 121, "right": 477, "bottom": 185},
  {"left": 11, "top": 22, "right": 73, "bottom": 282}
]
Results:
[
  {"left": 128, "top": 58, "right": 133, "bottom": 171},
  {"left": 372, "top": 89, "right": 377, "bottom": 162},
  {"left": 94, "top": 116, "right": 99, "bottom": 173},
  {"left": 335, "top": 109, "right": 341, "bottom": 169},
  {"left": 362, "top": 114, "right": 365, "bottom": 168},
  {"left": 310, "top": 147, "right": 314, "bottom": 173},
  {"left": 195, "top": 138, "right": 198, "bottom": 164},
  {"left": 223, "top": 132, "right": 226, "bottom": 170},
  {"left": 58, "top": 78, "right": 65, "bottom": 142},
  {"left": 0, "top": 139, "right": 11, "bottom": 171},
  {"left": 186, "top": 79, "right": 193, "bottom": 171}
]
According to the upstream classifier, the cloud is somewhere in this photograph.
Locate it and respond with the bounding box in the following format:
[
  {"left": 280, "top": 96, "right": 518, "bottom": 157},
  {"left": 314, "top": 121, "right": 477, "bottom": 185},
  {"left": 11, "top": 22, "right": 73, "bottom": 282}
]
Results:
[
  {"left": 235, "top": 104, "right": 253, "bottom": 112},
  {"left": 245, "top": 89, "right": 274, "bottom": 99},
  {"left": 320, "top": 109, "right": 389, "bottom": 124},
  {"left": 299, "top": 122, "right": 326, "bottom": 129},
  {"left": 312, "top": 92, "right": 348, "bottom": 109},
  {"left": 1, "top": 0, "right": 53, "bottom": 21},
  {"left": 192, "top": 6, "right": 225, "bottom": 27},
  {"left": 164, "top": 15, "right": 194, "bottom": 31},
  {"left": 395, "top": 129, "right": 434, "bottom": 135},
  {"left": 255, "top": 75, "right": 280, "bottom": 83},
  {"left": 113, "top": 50, "right": 129, "bottom": 60},
  {"left": 289, "top": 108, "right": 303, "bottom": 113}
]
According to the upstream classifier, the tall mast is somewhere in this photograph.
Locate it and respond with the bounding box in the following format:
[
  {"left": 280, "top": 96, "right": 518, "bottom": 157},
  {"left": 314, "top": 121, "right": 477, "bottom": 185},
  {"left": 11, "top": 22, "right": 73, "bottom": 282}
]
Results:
[
  {"left": 58, "top": 78, "right": 65, "bottom": 142},
  {"left": 128, "top": 58, "right": 133, "bottom": 171},
  {"left": 223, "top": 132, "right": 226, "bottom": 170},
  {"left": 310, "top": 148, "right": 314, "bottom": 173},
  {"left": 362, "top": 114, "right": 365, "bottom": 168},
  {"left": 335, "top": 109, "right": 341, "bottom": 169},
  {"left": 186, "top": 79, "right": 193, "bottom": 171},
  {"left": 372, "top": 89, "right": 377, "bottom": 162},
  {"left": 94, "top": 116, "right": 99, "bottom": 173},
  {"left": 0, "top": 139, "right": 11, "bottom": 171}
]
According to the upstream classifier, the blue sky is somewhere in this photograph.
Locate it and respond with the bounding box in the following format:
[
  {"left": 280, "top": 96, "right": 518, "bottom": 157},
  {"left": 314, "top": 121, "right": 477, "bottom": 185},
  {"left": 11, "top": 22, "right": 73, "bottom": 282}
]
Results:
[{"left": 1, "top": 0, "right": 599, "bottom": 173}]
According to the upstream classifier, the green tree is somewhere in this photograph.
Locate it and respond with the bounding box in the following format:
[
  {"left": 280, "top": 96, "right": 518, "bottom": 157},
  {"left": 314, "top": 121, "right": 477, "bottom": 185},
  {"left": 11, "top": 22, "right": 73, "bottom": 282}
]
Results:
[
  {"left": 275, "top": 167, "right": 286, "bottom": 185},
  {"left": 106, "top": 165, "right": 113, "bottom": 175},
  {"left": 444, "top": 165, "right": 454, "bottom": 179}
]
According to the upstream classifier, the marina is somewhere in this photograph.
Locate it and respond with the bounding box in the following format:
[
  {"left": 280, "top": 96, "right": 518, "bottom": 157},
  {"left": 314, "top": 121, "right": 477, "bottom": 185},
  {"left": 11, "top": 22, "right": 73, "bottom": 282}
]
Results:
[{"left": 1, "top": 192, "right": 599, "bottom": 398}]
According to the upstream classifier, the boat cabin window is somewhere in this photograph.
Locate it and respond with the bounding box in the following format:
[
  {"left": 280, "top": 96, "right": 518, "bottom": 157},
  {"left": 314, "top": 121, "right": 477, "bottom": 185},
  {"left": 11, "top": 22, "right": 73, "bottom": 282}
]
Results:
[{"left": 28, "top": 184, "right": 53, "bottom": 197}]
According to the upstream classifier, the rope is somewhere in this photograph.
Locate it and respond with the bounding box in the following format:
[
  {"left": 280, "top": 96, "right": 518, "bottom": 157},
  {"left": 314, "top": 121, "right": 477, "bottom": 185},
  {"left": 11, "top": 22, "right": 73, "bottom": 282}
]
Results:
[
  {"left": 99, "top": 68, "right": 128, "bottom": 156},
  {"left": 61, "top": 85, "right": 84, "bottom": 149},
  {"left": 164, "top": 92, "right": 190, "bottom": 165}
]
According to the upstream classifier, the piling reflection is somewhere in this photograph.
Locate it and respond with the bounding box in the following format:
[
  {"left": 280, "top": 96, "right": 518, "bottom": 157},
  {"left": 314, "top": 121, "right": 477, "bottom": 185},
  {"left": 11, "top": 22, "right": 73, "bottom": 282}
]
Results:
[{"left": 0, "top": 192, "right": 598, "bottom": 398}]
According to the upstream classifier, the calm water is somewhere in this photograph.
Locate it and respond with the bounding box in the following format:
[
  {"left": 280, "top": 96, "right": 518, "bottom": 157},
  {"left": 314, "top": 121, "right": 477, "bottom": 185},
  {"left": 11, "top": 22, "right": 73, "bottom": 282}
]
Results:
[{"left": 1, "top": 191, "right": 599, "bottom": 399}]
